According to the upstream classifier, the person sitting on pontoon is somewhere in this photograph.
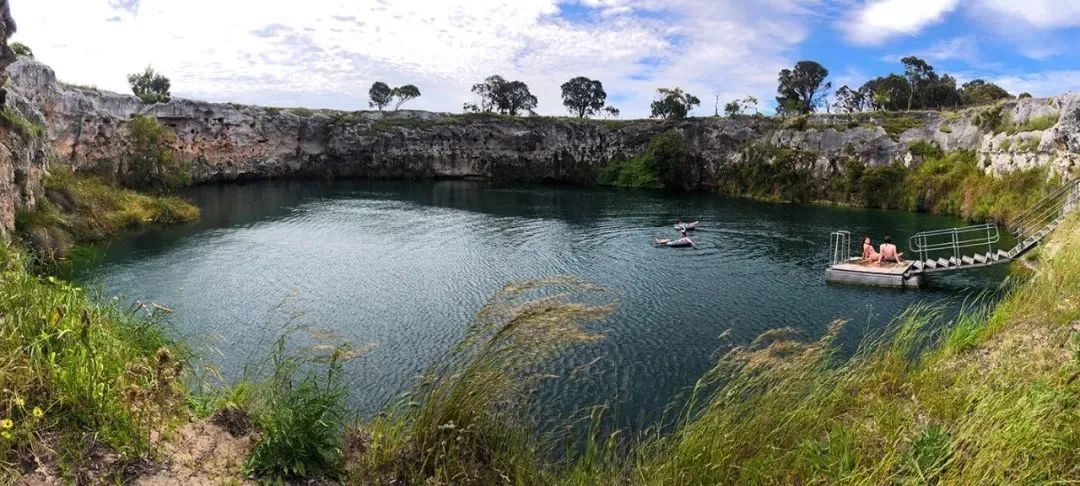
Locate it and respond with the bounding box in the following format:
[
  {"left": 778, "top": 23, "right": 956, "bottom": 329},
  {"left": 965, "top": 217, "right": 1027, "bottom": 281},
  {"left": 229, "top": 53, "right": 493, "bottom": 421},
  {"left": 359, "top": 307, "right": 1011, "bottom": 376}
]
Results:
[
  {"left": 876, "top": 236, "right": 904, "bottom": 265},
  {"left": 861, "top": 236, "right": 879, "bottom": 263}
]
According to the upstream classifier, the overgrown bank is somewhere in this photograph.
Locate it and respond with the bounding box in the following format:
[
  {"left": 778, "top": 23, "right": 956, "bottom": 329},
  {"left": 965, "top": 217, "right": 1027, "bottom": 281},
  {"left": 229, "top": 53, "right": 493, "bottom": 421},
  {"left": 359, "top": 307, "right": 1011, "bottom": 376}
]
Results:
[{"left": 600, "top": 130, "right": 1057, "bottom": 224}]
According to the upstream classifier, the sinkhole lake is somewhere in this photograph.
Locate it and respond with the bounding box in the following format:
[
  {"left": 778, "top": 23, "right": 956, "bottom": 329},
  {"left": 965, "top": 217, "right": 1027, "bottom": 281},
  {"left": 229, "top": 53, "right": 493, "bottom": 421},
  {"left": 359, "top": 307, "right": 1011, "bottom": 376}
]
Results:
[{"left": 72, "top": 180, "right": 1012, "bottom": 428}]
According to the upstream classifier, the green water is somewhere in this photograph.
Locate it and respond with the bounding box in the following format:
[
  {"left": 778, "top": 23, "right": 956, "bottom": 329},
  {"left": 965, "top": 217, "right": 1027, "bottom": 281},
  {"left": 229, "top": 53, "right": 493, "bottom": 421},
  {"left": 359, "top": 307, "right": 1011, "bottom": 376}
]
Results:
[{"left": 71, "top": 180, "right": 1012, "bottom": 429}]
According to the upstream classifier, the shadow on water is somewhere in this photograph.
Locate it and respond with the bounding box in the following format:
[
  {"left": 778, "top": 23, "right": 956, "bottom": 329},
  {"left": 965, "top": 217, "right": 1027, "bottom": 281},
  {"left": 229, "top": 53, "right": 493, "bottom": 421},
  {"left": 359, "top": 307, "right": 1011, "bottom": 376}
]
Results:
[{"left": 68, "top": 179, "right": 1018, "bottom": 434}]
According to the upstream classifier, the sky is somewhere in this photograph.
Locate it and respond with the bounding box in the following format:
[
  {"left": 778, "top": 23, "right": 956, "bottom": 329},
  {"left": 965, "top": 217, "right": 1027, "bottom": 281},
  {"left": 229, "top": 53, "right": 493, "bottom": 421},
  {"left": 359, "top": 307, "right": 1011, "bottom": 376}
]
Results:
[{"left": 10, "top": 0, "right": 1080, "bottom": 118}]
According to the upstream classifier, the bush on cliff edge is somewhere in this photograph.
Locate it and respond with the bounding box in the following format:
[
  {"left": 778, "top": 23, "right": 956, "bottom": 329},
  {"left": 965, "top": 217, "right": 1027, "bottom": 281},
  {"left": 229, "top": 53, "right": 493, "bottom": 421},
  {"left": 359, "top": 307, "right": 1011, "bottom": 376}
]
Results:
[
  {"left": 124, "top": 116, "right": 190, "bottom": 191},
  {"left": 597, "top": 130, "right": 693, "bottom": 189}
]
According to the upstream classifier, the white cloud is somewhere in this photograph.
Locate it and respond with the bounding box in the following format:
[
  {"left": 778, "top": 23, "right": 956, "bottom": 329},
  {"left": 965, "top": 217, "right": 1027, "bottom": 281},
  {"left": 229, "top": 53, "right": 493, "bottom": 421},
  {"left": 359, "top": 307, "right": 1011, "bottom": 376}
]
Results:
[
  {"left": 7, "top": 0, "right": 815, "bottom": 118},
  {"left": 976, "top": 0, "right": 1080, "bottom": 29},
  {"left": 839, "top": 0, "right": 960, "bottom": 45},
  {"left": 988, "top": 70, "right": 1080, "bottom": 97}
]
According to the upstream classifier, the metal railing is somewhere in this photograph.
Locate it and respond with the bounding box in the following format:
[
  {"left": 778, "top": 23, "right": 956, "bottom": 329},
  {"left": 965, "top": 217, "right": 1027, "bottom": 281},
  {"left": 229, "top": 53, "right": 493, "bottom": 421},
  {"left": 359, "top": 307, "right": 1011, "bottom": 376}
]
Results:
[
  {"left": 829, "top": 230, "right": 852, "bottom": 266},
  {"left": 1009, "top": 178, "right": 1079, "bottom": 242},
  {"left": 909, "top": 223, "right": 1000, "bottom": 262}
]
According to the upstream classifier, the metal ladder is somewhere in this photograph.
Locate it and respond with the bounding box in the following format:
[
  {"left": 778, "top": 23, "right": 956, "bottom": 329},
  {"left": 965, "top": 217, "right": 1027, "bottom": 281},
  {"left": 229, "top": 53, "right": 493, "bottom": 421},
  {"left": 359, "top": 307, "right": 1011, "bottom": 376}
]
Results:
[{"left": 907, "top": 178, "right": 1079, "bottom": 274}]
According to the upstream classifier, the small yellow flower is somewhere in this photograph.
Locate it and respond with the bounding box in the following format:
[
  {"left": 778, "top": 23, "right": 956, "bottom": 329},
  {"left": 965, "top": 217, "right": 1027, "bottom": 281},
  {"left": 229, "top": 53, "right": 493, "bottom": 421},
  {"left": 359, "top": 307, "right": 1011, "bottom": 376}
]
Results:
[
  {"left": 32, "top": 407, "right": 43, "bottom": 418},
  {"left": 0, "top": 419, "right": 11, "bottom": 429},
  {"left": 0, "top": 432, "right": 10, "bottom": 440},
  {"left": 13, "top": 397, "right": 24, "bottom": 407}
]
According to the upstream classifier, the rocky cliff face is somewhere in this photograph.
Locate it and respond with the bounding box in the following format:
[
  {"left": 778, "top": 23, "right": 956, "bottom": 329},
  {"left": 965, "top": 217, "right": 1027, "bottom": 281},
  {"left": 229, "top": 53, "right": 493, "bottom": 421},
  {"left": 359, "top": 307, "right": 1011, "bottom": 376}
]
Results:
[
  {"left": 4, "top": 56, "right": 1080, "bottom": 230},
  {"left": 0, "top": 1, "right": 48, "bottom": 235}
]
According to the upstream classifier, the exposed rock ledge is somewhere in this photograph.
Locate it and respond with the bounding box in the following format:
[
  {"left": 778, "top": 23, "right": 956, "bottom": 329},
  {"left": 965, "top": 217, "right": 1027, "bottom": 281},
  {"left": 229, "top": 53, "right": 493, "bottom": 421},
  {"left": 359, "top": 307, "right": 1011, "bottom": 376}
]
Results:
[{"left": 4, "top": 56, "right": 1080, "bottom": 232}]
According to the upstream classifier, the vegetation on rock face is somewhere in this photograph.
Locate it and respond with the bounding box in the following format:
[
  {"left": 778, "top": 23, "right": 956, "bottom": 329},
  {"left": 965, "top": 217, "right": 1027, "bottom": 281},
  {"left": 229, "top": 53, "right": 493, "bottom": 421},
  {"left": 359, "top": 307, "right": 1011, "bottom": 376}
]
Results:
[
  {"left": 597, "top": 130, "right": 692, "bottom": 189},
  {"left": 127, "top": 66, "right": 171, "bottom": 104},
  {"left": 0, "top": 105, "right": 44, "bottom": 139},
  {"left": 715, "top": 143, "right": 1052, "bottom": 224},
  {"left": 9, "top": 41, "right": 31, "bottom": 58},
  {"left": 124, "top": 115, "right": 190, "bottom": 190},
  {"left": 14, "top": 169, "right": 198, "bottom": 260}
]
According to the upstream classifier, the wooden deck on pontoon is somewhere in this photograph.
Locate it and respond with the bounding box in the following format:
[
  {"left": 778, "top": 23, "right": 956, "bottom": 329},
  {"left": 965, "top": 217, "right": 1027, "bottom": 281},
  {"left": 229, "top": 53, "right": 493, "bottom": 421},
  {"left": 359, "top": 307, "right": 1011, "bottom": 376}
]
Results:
[{"left": 825, "top": 259, "right": 922, "bottom": 288}]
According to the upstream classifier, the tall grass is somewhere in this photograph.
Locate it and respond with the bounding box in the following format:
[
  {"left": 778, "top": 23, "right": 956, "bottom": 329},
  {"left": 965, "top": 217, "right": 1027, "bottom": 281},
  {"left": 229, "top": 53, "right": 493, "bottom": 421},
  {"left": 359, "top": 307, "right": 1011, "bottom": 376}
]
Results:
[
  {"left": 243, "top": 336, "right": 351, "bottom": 480},
  {"left": 344, "top": 277, "right": 613, "bottom": 484},
  {"left": 610, "top": 214, "right": 1080, "bottom": 484},
  {"left": 0, "top": 247, "right": 188, "bottom": 482}
]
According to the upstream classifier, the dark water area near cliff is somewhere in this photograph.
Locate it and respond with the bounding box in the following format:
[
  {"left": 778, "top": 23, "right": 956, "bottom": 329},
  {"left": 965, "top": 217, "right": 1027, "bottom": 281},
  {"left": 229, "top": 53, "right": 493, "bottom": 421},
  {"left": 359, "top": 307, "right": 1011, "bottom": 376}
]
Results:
[{"left": 70, "top": 180, "right": 1013, "bottom": 433}]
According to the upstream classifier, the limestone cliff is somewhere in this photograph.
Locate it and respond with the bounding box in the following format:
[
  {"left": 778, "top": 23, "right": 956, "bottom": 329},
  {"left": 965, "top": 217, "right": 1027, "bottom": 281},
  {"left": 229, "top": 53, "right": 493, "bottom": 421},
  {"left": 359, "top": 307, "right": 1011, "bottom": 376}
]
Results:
[
  {"left": 0, "top": 1, "right": 47, "bottom": 234},
  {"left": 4, "top": 55, "right": 1080, "bottom": 231}
]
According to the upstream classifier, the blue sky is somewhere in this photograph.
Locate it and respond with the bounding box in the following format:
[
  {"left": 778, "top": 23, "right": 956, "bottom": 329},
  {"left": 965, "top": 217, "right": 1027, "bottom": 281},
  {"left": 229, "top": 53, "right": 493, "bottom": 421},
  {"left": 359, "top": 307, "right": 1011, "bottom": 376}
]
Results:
[{"left": 10, "top": 0, "right": 1080, "bottom": 117}]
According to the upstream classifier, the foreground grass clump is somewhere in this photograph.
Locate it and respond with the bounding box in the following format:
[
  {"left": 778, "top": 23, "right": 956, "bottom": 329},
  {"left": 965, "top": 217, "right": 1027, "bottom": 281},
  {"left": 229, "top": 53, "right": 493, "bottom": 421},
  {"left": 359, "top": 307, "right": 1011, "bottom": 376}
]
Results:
[
  {"left": 344, "top": 277, "right": 612, "bottom": 484},
  {"left": 612, "top": 215, "right": 1080, "bottom": 484},
  {"left": 0, "top": 247, "right": 189, "bottom": 482},
  {"left": 15, "top": 169, "right": 198, "bottom": 258},
  {"left": 239, "top": 336, "right": 351, "bottom": 480}
]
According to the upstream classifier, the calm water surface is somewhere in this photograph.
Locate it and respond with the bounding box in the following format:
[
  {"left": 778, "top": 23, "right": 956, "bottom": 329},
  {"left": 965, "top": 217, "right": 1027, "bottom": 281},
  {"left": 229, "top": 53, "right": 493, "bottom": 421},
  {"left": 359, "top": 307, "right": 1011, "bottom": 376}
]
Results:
[{"left": 71, "top": 180, "right": 1011, "bottom": 429}]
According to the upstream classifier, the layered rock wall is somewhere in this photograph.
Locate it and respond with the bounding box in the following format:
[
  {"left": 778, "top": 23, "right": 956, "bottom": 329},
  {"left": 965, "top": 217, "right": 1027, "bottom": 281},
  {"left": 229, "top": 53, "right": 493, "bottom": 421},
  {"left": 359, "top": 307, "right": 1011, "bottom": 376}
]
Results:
[{"left": 4, "top": 55, "right": 1080, "bottom": 231}]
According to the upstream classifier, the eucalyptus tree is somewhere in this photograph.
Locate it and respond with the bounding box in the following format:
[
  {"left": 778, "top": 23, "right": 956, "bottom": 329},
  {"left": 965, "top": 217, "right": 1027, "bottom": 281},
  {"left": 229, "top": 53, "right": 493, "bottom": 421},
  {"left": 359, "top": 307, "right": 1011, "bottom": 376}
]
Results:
[
  {"left": 650, "top": 87, "right": 700, "bottom": 120},
  {"left": 775, "top": 60, "right": 831, "bottom": 114},
  {"left": 560, "top": 76, "right": 607, "bottom": 118}
]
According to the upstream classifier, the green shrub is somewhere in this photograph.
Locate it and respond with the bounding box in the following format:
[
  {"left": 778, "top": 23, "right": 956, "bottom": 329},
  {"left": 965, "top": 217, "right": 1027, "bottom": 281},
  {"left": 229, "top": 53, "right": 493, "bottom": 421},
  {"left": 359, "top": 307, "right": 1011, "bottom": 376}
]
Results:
[
  {"left": 596, "top": 156, "right": 661, "bottom": 188},
  {"left": 974, "top": 106, "right": 1005, "bottom": 133},
  {"left": 1011, "top": 114, "right": 1058, "bottom": 133},
  {"left": 10, "top": 42, "right": 32, "bottom": 58},
  {"left": 0, "top": 106, "right": 44, "bottom": 139},
  {"left": 908, "top": 140, "right": 943, "bottom": 159},
  {"left": 125, "top": 116, "right": 190, "bottom": 190},
  {"left": 597, "top": 130, "right": 692, "bottom": 189},
  {"left": 716, "top": 143, "right": 820, "bottom": 203},
  {"left": 880, "top": 115, "right": 923, "bottom": 141},
  {"left": 858, "top": 163, "right": 908, "bottom": 209}
]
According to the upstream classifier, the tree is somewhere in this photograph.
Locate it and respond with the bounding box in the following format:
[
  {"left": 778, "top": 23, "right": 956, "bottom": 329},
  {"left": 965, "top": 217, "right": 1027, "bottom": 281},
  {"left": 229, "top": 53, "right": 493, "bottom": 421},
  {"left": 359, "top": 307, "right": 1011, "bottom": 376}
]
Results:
[
  {"left": 368, "top": 82, "right": 393, "bottom": 111},
  {"left": 724, "top": 96, "right": 759, "bottom": 117},
  {"left": 901, "top": 56, "right": 936, "bottom": 111},
  {"left": 125, "top": 115, "right": 188, "bottom": 190},
  {"left": 650, "top": 87, "right": 700, "bottom": 120},
  {"left": 602, "top": 105, "right": 620, "bottom": 119},
  {"left": 776, "top": 61, "right": 831, "bottom": 114},
  {"left": 391, "top": 84, "right": 421, "bottom": 110},
  {"left": 860, "top": 74, "right": 909, "bottom": 111},
  {"left": 832, "top": 85, "right": 865, "bottom": 115},
  {"left": 961, "top": 79, "right": 1011, "bottom": 106},
  {"left": 471, "top": 75, "right": 538, "bottom": 116},
  {"left": 127, "top": 66, "right": 171, "bottom": 104},
  {"left": 10, "top": 42, "right": 31, "bottom": 58},
  {"left": 560, "top": 77, "right": 607, "bottom": 118}
]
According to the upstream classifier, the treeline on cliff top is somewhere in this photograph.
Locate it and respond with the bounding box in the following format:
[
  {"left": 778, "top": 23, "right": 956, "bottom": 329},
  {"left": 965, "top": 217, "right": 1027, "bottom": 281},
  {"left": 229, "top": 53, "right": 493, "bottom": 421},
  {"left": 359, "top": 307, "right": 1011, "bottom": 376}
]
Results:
[{"left": 11, "top": 39, "right": 1012, "bottom": 122}]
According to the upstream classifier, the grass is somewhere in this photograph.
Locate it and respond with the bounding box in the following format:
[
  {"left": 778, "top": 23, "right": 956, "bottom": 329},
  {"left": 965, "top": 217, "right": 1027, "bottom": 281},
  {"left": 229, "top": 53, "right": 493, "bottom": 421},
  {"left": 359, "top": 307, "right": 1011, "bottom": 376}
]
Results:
[
  {"left": 15, "top": 169, "right": 199, "bottom": 259},
  {"left": 343, "top": 277, "right": 612, "bottom": 484},
  {"left": 565, "top": 214, "right": 1080, "bottom": 484},
  {"left": 0, "top": 246, "right": 189, "bottom": 482},
  {"left": 242, "top": 336, "right": 351, "bottom": 480},
  {"left": 0, "top": 106, "right": 45, "bottom": 139}
]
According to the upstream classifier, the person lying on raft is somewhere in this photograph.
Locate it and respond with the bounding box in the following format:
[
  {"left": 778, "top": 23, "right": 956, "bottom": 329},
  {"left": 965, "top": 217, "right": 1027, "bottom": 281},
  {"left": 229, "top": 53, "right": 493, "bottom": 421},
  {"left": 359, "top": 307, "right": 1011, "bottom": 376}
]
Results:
[
  {"left": 875, "top": 236, "right": 904, "bottom": 265},
  {"left": 656, "top": 230, "right": 693, "bottom": 246},
  {"left": 861, "top": 236, "right": 880, "bottom": 263}
]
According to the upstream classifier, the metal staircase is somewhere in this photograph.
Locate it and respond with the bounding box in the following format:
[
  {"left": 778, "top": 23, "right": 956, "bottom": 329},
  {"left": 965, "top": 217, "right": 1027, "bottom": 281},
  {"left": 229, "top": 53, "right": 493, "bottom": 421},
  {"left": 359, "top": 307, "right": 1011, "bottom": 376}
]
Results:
[{"left": 907, "top": 178, "right": 1079, "bottom": 275}]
